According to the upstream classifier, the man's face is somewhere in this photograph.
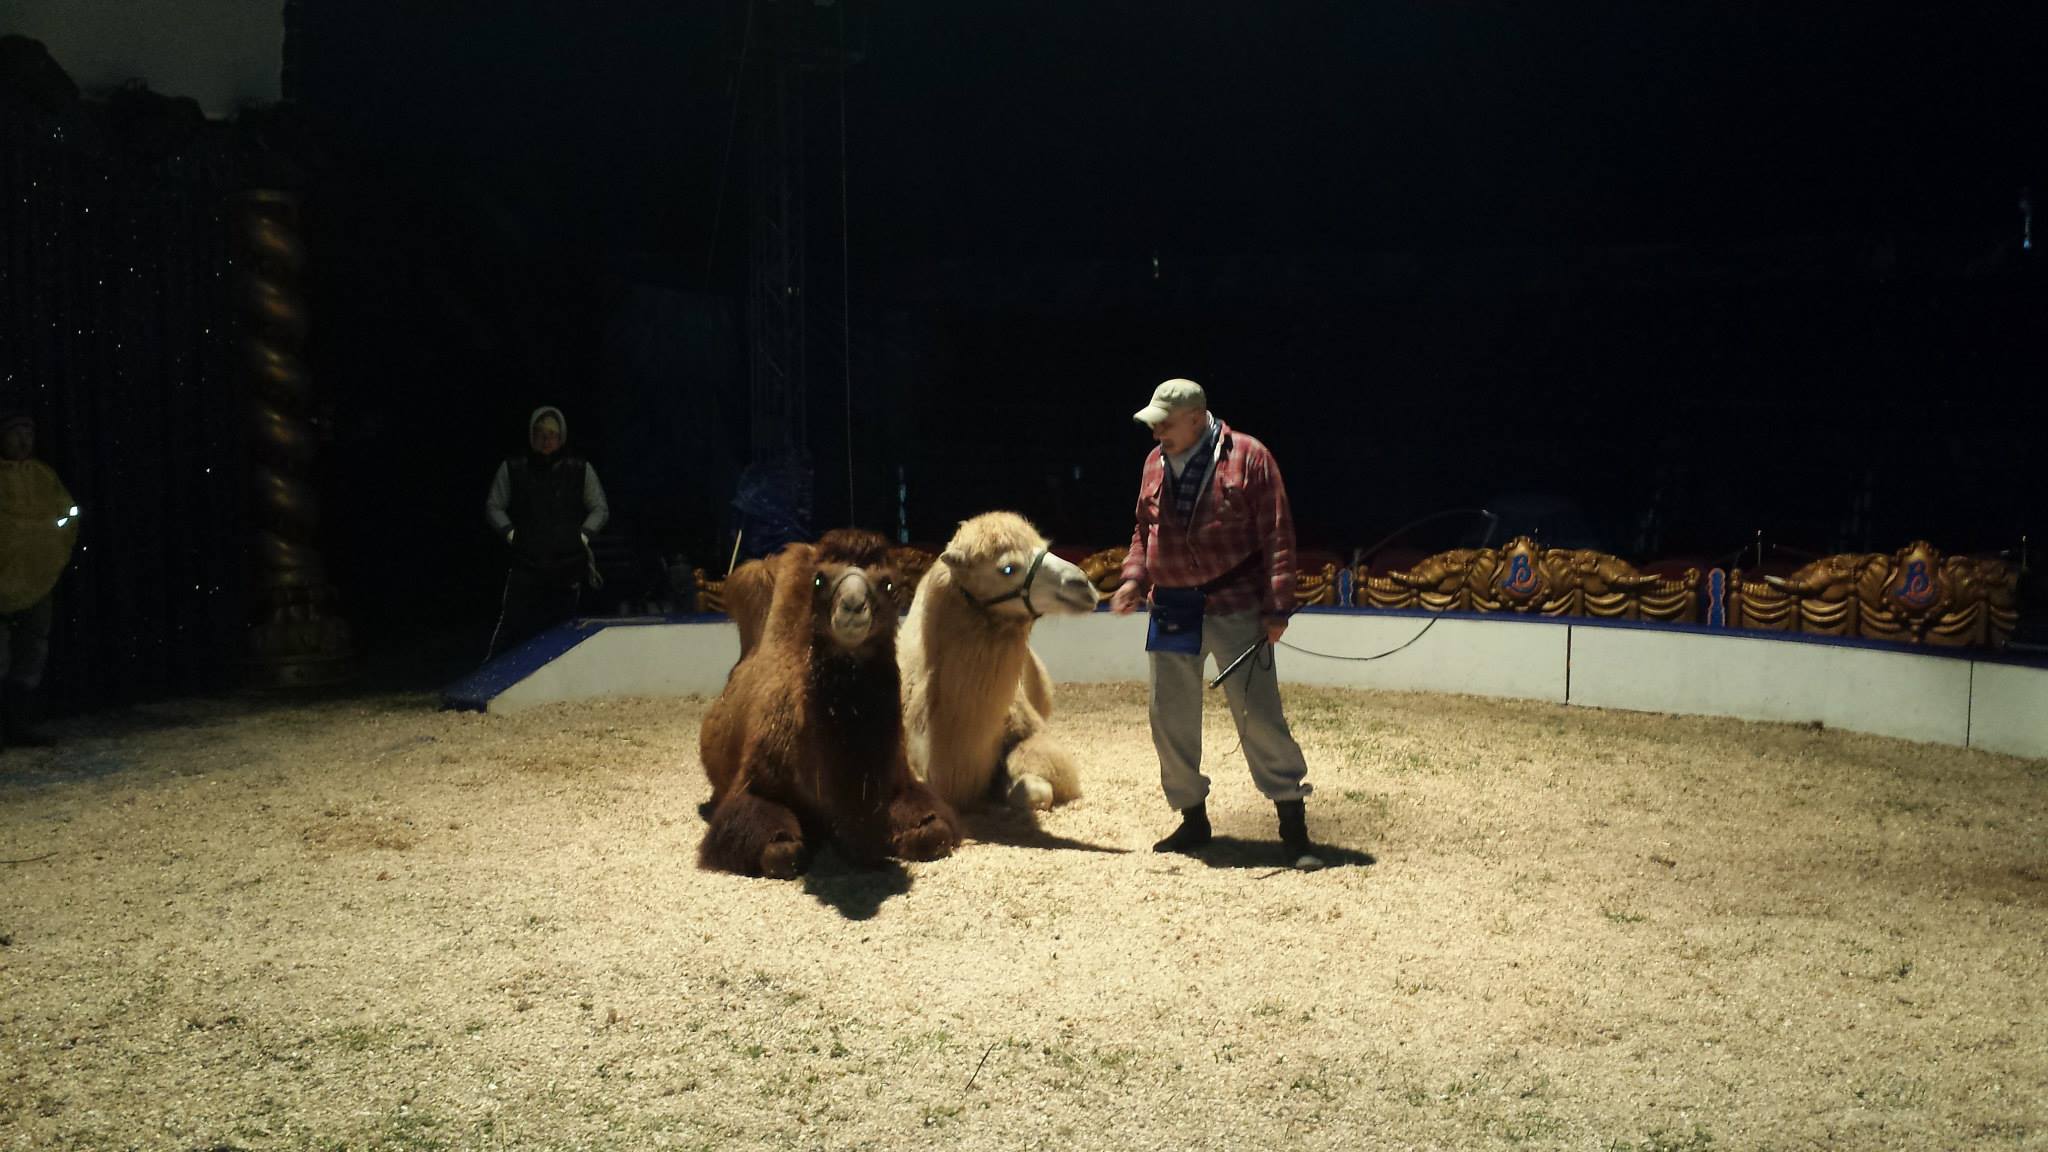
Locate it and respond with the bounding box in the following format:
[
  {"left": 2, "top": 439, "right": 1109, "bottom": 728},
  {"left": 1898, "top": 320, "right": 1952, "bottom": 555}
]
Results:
[
  {"left": 1150, "top": 407, "right": 1207, "bottom": 457},
  {"left": 529, "top": 419, "right": 563, "bottom": 456},
  {"left": 0, "top": 424, "right": 31, "bottom": 462}
]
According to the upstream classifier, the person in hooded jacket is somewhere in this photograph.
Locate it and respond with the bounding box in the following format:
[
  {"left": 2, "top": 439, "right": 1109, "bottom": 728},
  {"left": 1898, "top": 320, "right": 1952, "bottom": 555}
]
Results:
[{"left": 483, "top": 405, "right": 609, "bottom": 661}]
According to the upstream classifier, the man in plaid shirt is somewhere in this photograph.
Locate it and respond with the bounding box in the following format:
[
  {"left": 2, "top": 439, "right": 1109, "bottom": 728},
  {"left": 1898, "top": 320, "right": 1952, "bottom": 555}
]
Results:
[{"left": 1110, "top": 379, "right": 1321, "bottom": 870}]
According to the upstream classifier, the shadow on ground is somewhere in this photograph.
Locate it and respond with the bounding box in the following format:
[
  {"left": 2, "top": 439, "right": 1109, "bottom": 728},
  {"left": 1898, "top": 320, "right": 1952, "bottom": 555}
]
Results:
[
  {"left": 0, "top": 745, "right": 142, "bottom": 792},
  {"left": 965, "top": 808, "right": 1132, "bottom": 856},
  {"left": 799, "top": 851, "right": 913, "bottom": 921},
  {"left": 1150, "top": 835, "right": 1377, "bottom": 874}
]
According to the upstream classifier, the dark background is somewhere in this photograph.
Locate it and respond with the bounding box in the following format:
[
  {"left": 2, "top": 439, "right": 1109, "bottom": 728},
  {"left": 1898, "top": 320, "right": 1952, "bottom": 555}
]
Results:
[{"left": 4, "top": 0, "right": 2044, "bottom": 700}]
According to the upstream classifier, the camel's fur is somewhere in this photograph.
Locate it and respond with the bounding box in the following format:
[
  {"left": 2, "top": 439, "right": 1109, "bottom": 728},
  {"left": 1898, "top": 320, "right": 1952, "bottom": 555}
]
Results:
[
  {"left": 697, "top": 541, "right": 959, "bottom": 877},
  {"left": 898, "top": 511, "right": 1099, "bottom": 811}
]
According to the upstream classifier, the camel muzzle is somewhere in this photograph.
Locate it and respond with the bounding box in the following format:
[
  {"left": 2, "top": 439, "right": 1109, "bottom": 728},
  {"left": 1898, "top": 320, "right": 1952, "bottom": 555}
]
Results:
[{"left": 829, "top": 573, "right": 877, "bottom": 647}]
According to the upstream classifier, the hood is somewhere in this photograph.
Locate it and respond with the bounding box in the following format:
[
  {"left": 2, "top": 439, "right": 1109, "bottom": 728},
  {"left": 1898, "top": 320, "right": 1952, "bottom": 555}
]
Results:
[{"left": 529, "top": 405, "right": 567, "bottom": 443}]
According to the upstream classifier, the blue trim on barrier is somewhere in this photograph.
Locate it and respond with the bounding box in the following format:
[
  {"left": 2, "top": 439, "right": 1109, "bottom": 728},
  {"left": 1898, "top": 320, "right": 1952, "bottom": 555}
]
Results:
[
  {"left": 438, "top": 612, "right": 735, "bottom": 711},
  {"left": 1963, "top": 643, "right": 2048, "bottom": 671},
  {"left": 1288, "top": 602, "right": 2048, "bottom": 668},
  {"left": 1100, "top": 595, "right": 2048, "bottom": 666},
  {"left": 441, "top": 624, "right": 590, "bottom": 712},
  {"left": 569, "top": 612, "right": 731, "bottom": 627},
  {"left": 441, "top": 606, "right": 2048, "bottom": 712}
]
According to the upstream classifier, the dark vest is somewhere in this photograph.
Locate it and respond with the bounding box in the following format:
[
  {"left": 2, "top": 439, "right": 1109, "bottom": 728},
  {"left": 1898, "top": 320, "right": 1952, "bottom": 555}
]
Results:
[{"left": 506, "top": 454, "right": 588, "bottom": 571}]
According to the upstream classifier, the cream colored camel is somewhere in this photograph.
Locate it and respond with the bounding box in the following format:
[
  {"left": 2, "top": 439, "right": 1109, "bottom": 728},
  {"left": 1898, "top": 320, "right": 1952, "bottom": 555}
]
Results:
[{"left": 898, "top": 511, "right": 1100, "bottom": 811}]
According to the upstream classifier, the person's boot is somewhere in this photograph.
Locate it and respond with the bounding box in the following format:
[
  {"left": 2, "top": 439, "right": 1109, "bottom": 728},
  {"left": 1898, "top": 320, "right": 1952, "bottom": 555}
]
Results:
[
  {"left": 1276, "top": 799, "right": 1324, "bottom": 871},
  {"left": 1152, "top": 801, "right": 1212, "bottom": 853},
  {"left": 2, "top": 686, "right": 52, "bottom": 749}
]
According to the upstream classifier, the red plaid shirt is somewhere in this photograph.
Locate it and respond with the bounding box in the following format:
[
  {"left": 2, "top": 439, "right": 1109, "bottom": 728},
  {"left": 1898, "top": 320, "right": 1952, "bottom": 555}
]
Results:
[{"left": 1121, "top": 419, "right": 1298, "bottom": 618}]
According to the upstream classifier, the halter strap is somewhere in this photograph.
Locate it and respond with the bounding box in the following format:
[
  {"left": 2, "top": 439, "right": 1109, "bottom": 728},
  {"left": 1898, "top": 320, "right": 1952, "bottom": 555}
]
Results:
[{"left": 957, "top": 547, "right": 1050, "bottom": 619}]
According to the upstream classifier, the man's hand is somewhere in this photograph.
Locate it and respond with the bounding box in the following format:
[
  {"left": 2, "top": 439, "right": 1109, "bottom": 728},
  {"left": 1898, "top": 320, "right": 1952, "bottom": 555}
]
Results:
[
  {"left": 1111, "top": 579, "right": 1146, "bottom": 615},
  {"left": 1263, "top": 616, "right": 1288, "bottom": 645}
]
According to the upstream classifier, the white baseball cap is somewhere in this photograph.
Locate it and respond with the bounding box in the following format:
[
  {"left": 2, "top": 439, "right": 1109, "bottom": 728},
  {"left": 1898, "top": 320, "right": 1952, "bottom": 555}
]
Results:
[{"left": 1132, "top": 378, "right": 1207, "bottom": 427}]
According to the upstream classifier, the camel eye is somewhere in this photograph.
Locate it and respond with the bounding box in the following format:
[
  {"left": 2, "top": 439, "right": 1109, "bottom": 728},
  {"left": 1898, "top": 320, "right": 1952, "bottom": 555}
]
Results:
[
  {"left": 1000, "top": 564, "right": 1016, "bottom": 577},
  {"left": 814, "top": 574, "right": 826, "bottom": 589},
  {"left": 880, "top": 580, "right": 894, "bottom": 593}
]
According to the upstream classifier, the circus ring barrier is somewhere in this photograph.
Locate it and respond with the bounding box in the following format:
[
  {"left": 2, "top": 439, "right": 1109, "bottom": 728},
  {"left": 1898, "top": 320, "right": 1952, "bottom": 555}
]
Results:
[{"left": 442, "top": 538, "right": 2046, "bottom": 761}]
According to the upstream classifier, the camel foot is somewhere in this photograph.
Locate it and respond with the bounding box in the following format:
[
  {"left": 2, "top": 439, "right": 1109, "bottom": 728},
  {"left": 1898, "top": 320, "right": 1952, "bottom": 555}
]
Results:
[
  {"left": 1005, "top": 773, "right": 1055, "bottom": 811},
  {"left": 761, "top": 837, "right": 809, "bottom": 879},
  {"left": 893, "top": 813, "right": 959, "bottom": 862}
]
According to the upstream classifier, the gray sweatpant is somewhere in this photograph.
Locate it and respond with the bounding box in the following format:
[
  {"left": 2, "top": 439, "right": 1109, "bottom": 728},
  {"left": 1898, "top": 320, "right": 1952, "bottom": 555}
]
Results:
[
  {"left": 1149, "top": 610, "right": 1312, "bottom": 811},
  {"left": 0, "top": 595, "right": 53, "bottom": 690}
]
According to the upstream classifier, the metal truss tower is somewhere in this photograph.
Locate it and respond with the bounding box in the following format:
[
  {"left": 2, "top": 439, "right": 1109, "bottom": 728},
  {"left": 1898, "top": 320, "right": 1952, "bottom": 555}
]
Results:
[
  {"left": 747, "top": 0, "right": 806, "bottom": 461},
  {"left": 746, "top": 0, "right": 856, "bottom": 464}
]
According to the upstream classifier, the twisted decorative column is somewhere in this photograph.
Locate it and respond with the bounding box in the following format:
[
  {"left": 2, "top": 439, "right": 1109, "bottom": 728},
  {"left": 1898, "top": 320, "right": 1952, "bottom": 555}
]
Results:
[{"left": 233, "top": 189, "right": 354, "bottom": 687}]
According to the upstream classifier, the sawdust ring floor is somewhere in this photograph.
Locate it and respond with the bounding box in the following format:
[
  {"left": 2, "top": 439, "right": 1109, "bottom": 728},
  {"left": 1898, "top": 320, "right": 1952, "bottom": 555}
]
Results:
[{"left": 1, "top": 683, "right": 2042, "bottom": 1150}]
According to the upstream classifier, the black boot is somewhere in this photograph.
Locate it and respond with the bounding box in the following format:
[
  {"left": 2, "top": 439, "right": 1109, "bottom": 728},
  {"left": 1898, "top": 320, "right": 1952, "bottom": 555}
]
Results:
[
  {"left": 2, "top": 686, "right": 51, "bottom": 749},
  {"left": 1276, "top": 799, "right": 1323, "bottom": 871},
  {"left": 1152, "top": 802, "right": 1212, "bottom": 853}
]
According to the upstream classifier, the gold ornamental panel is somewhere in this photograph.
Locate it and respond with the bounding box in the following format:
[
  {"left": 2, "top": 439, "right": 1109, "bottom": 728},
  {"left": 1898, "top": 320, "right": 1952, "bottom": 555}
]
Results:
[
  {"left": 1358, "top": 536, "right": 1699, "bottom": 624},
  {"left": 1730, "top": 541, "right": 2017, "bottom": 647}
]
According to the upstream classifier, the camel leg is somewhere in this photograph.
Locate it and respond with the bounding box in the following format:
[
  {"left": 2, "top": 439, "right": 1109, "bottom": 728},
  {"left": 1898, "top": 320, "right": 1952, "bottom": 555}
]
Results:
[
  {"left": 887, "top": 778, "right": 962, "bottom": 862},
  {"left": 698, "top": 789, "right": 811, "bottom": 878},
  {"left": 999, "top": 698, "right": 1081, "bottom": 810},
  {"left": 1002, "top": 733, "right": 1082, "bottom": 809},
  {"left": 1021, "top": 648, "right": 1055, "bottom": 719}
]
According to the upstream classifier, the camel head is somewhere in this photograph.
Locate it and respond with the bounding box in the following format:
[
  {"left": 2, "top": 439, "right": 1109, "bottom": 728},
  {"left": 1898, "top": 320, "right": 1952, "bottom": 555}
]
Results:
[
  {"left": 939, "top": 511, "right": 1099, "bottom": 621},
  {"left": 811, "top": 552, "right": 903, "bottom": 656}
]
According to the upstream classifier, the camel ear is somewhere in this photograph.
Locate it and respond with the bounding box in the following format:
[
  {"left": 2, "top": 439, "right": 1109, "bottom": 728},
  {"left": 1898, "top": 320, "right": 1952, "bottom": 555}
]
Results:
[{"left": 940, "top": 548, "right": 968, "bottom": 569}]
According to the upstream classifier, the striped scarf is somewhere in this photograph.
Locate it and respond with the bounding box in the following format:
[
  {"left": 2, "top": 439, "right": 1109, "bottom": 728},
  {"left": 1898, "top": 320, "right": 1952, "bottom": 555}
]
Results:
[{"left": 1166, "top": 416, "right": 1220, "bottom": 530}]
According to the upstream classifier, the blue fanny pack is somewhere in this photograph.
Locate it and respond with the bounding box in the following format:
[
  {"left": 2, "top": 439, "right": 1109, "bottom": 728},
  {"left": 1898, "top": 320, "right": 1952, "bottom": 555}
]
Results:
[{"left": 1146, "top": 586, "right": 1206, "bottom": 654}]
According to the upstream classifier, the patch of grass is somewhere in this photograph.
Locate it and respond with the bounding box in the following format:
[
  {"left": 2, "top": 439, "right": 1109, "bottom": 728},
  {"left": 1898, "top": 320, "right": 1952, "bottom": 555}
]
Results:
[
  {"left": 1501, "top": 1111, "right": 1565, "bottom": 1143},
  {"left": 1611, "top": 1126, "right": 1715, "bottom": 1152},
  {"left": 1603, "top": 906, "right": 1648, "bottom": 925},
  {"left": 1855, "top": 1075, "right": 1930, "bottom": 1109},
  {"left": 1440, "top": 1072, "right": 1487, "bottom": 1101},
  {"left": 1288, "top": 1060, "right": 1340, "bottom": 1101},
  {"left": 368, "top": 1107, "right": 451, "bottom": 1151},
  {"left": 1095, "top": 1045, "right": 1139, "bottom": 1072},
  {"left": 327, "top": 1023, "right": 393, "bottom": 1053},
  {"left": 1404, "top": 1071, "right": 1490, "bottom": 1107},
  {"left": 261, "top": 1042, "right": 313, "bottom": 1073}
]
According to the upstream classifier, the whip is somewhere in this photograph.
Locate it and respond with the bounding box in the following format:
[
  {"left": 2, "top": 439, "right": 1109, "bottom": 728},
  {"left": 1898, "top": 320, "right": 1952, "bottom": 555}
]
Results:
[{"left": 1208, "top": 507, "right": 1500, "bottom": 690}]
